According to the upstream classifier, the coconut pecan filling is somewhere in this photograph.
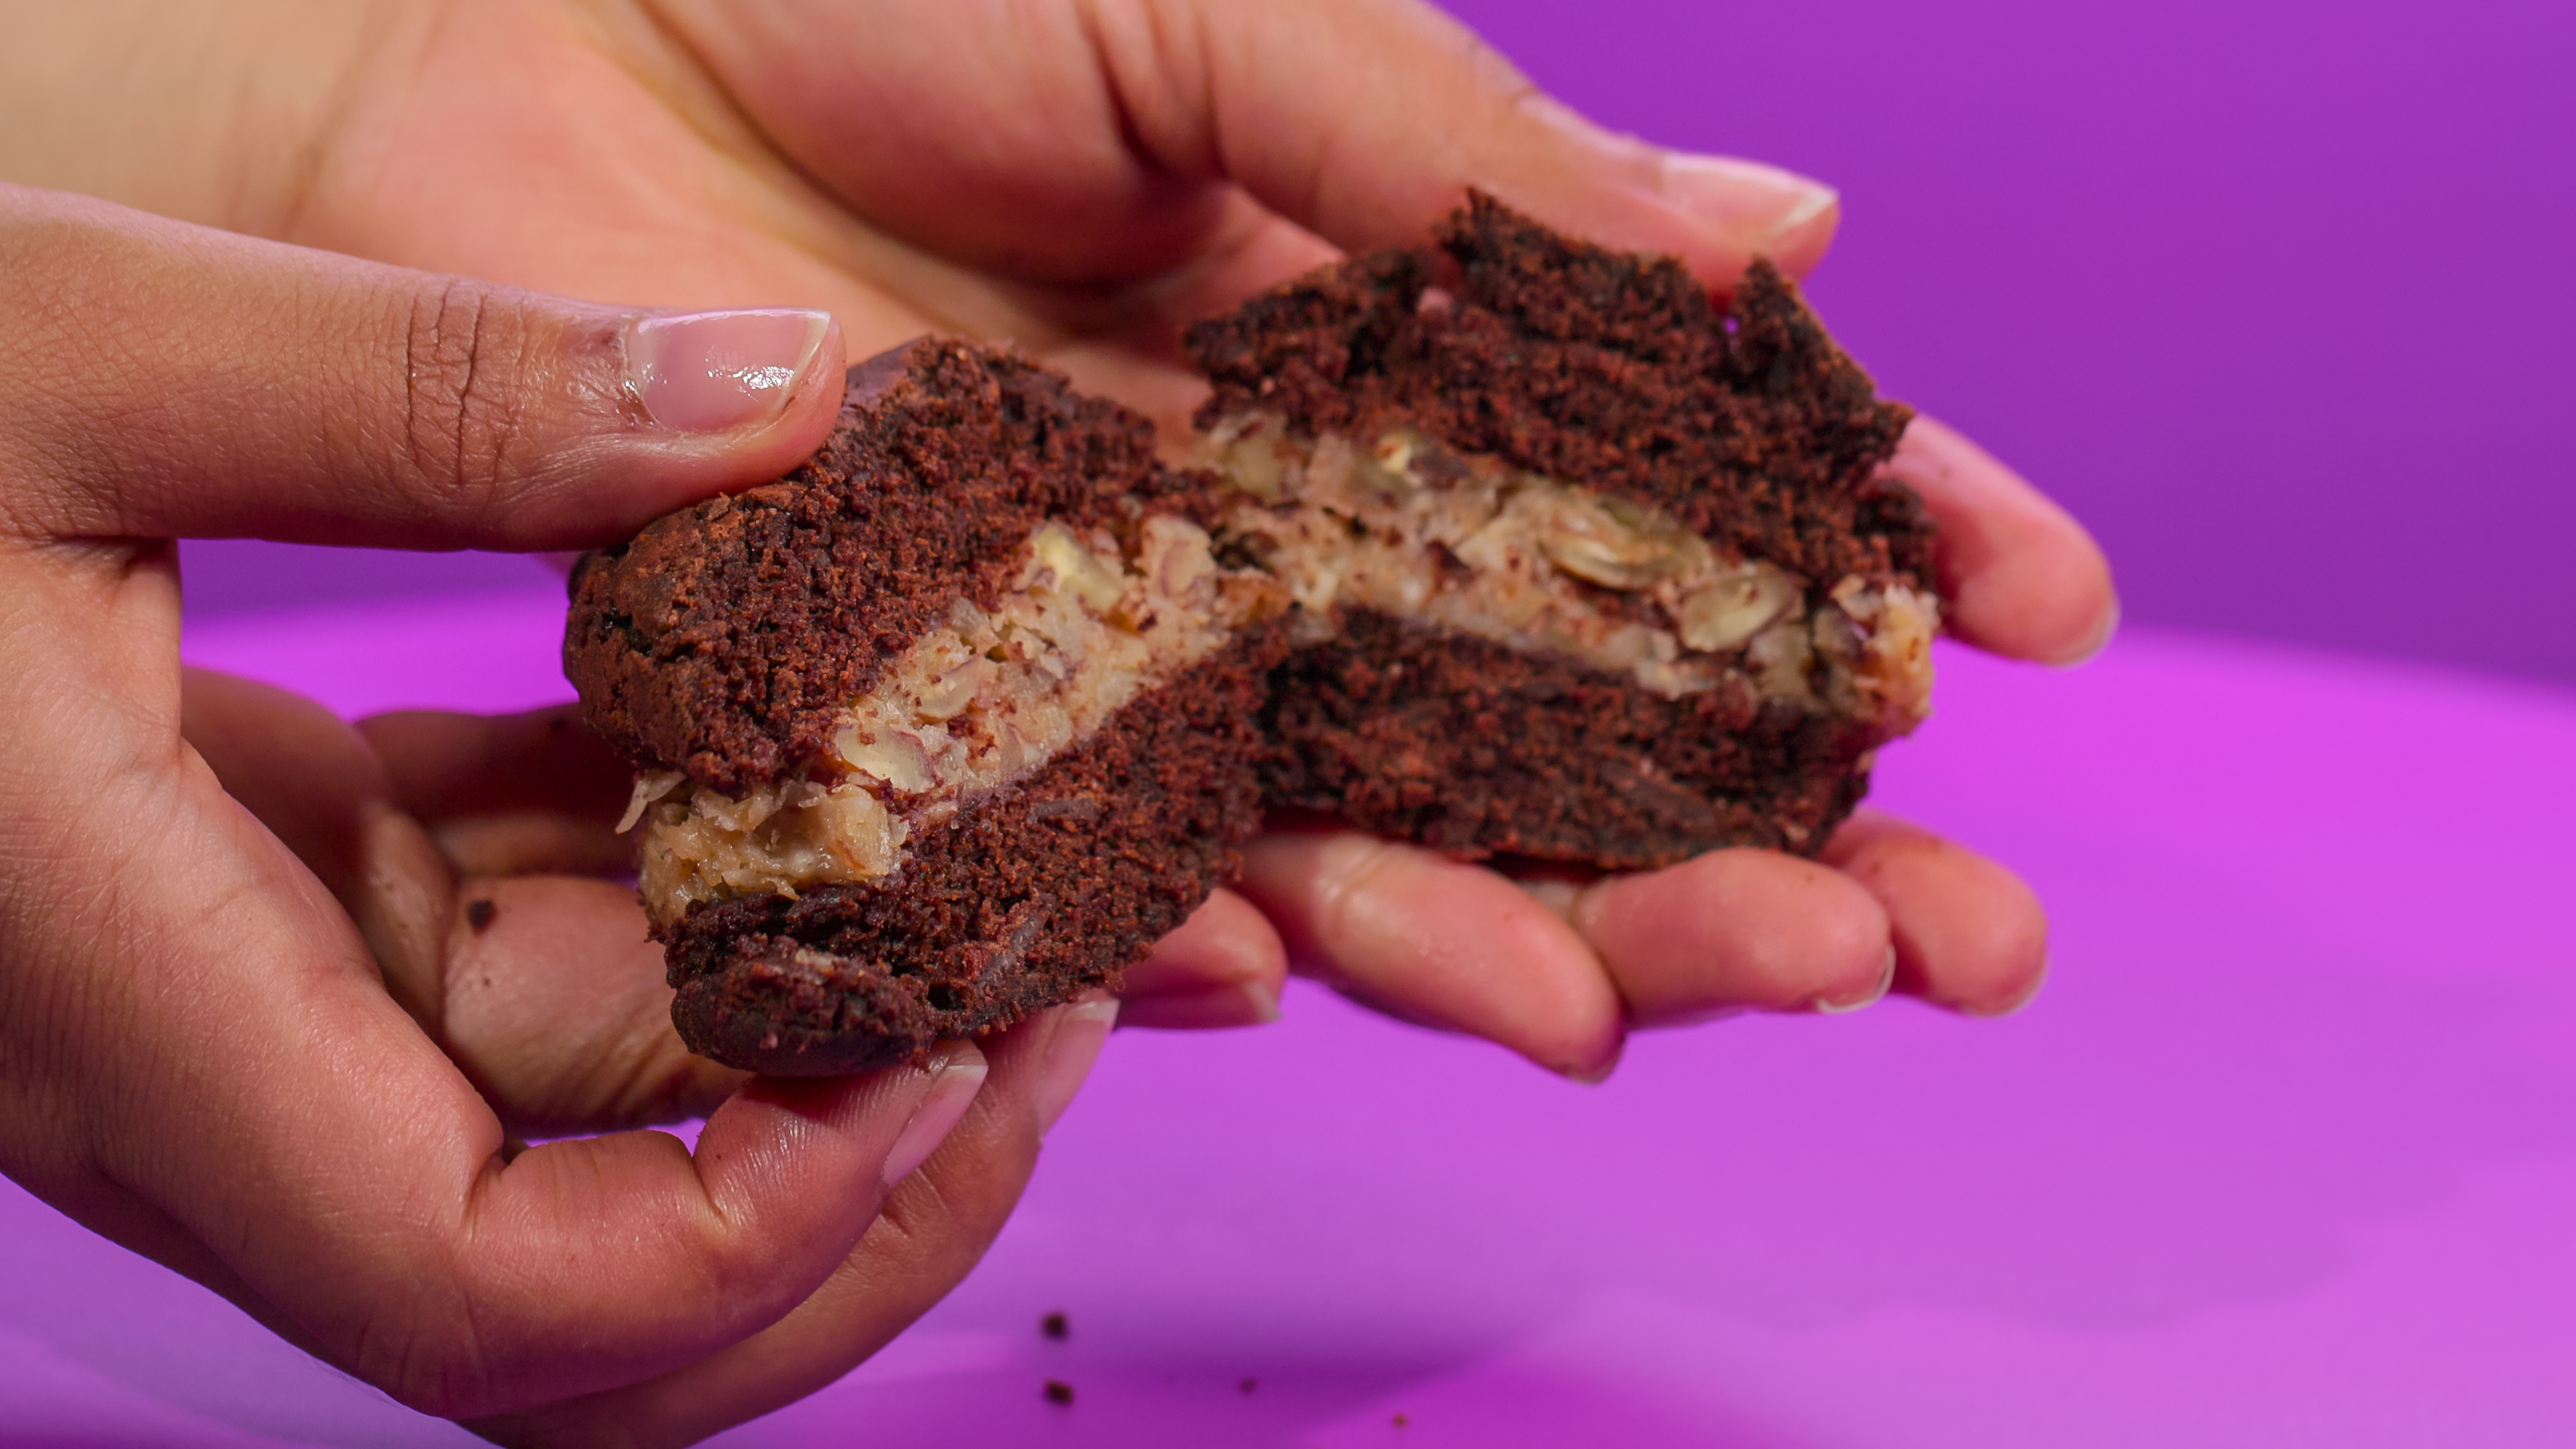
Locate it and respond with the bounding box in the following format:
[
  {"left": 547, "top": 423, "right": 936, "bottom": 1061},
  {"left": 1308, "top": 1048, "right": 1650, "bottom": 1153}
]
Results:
[
  {"left": 1197, "top": 413, "right": 1937, "bottom": 733},
  {"left": 625, "top": 515, "right": 1283, "bottom": 927}
]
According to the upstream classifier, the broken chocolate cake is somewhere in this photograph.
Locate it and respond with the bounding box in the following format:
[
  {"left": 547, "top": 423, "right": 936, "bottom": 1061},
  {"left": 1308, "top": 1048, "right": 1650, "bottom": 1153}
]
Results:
[
  {"left": 566, "top": 339, "right": 1287, "bottom": 1073},
  {"left": 566, "top": 195, "right": 1939, "bottom": 1074},
  {"left": 1188, "top": 193, "right": 1937, "bottom": 867}
]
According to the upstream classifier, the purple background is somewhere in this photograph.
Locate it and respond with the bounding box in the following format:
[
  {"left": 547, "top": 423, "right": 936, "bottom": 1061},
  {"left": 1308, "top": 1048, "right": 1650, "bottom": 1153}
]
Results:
[
  {"left": 20, "top": 595, "right": 2573, "bottom": 1442},
  {"left": 182, "top": 0, "right": 2576, "bottom": 684}
]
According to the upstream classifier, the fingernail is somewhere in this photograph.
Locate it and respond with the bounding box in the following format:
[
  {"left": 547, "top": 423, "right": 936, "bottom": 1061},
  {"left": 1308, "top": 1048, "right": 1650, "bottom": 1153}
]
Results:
[
  {"left": 626, "top": 308, "right": 831, "bottom": 433},
  {"left": 879, "top": 1049, "right": 989, "bottom": 1190},
  {"left": 2051, "top": 598, "right": 2122, "bottom": 669},
  {"left": 1116, "top": 979, "right": 1282, "bottom": 1031},
  {"left": 1817, "top": 946, "right": 1898, "bottom": 1015},
  {"left": 1966, "top": 951, "right": 2052, "bottom": 1018},
  {"left": 1564, "top": 1036, "right": 1625, "bottom": 1086},
  {"left": 1658, "top": 153, "right": 1840, "bottom": 252},
  {"left": 1034, "top": 995, "right": 1120, "bottom": 1136}
]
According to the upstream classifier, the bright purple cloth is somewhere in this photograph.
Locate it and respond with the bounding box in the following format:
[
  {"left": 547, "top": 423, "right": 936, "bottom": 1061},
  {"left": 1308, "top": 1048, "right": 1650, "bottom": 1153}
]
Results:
[{"left": 3, "top": 588, "right": 2570, "bottom": 1445}]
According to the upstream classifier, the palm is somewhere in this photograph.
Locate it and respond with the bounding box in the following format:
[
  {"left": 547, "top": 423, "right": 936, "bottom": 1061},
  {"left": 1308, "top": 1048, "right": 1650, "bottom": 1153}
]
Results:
[{"left": 287, "top": 0, "right": 1324, "bottom": 438}]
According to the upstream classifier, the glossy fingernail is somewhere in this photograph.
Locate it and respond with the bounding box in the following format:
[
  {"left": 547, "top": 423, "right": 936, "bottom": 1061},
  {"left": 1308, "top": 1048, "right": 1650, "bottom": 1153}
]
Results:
[
  {"left": 1817, "top": 946, "right": 1898, "bottom": 1015},
  {"left": 1034, "top": 995, "right": 1120, "bottom": 1136},
  {"left": 879, "top": 1048, "right": 988, "bottom": 1189},
  {"left": 626, "top": 308, "right": 831, "bottom": 433},
  {"left": 1658, "top": 154, "right": 1840, "bottom": 252}
]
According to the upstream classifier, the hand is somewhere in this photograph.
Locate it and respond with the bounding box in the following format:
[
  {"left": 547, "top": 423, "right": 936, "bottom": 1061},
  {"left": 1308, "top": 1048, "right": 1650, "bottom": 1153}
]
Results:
[
  {"left": 0, "top": 186, "right": 1146, "bottom": 1444},
  {"left": 0, "top": 9, "right": 2111, "bottom": 1057}
]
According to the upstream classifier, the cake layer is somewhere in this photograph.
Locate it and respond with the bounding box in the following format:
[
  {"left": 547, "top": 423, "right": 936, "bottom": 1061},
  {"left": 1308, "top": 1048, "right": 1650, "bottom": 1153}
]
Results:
[
  {"left": 568, "top": 337, "right": 1220, "bottom": 795},
  {"left": 1197, "top": 415, "right": 1935, "bottom": 736},
  {"left": 1264, "top": 610, "right": 1877, "bottom": 867},
  {"left": 626, "top": 509, "right": 1283, "bottom": 928},
  {"left": 663, "top": 637, "right": 1277, "bottom": 1074}
]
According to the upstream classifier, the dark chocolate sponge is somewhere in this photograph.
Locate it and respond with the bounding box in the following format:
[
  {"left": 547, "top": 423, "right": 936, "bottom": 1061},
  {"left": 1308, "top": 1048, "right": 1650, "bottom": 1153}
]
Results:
[{"left": 1189, "top": 192, "right": 1937, "bottom": 865}]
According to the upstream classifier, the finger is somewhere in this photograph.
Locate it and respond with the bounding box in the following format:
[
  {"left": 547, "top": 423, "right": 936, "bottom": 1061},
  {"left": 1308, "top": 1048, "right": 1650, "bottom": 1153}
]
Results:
[
  {"left": 0, "top": 184, "right": 843, "bottom": 549},
  {"left": 1563, "top": 850, "right": 1895, "bottom": 1024},
  {"left": 658, "top": 0, "right": 1836, "bottom": 288},
  {"left": 184, "top": 670, "right": 732, "bottom": 1132},
  {"left": 1890, "top": 414, "right": 2119, "bottom": 665},
  {"left": 1234, "top": 830, "right": 1621, "bottom": 1080},
  {"left": 359, "top": 704, "right": 637, "bottom": 877},
  {"left": 1116, "top": 887, "right": 1287, "bottom": 1030},
  {"left": 1819, "top": 808, "right": 2049, "bottom": 1016},
  {"left": 38, "top": 720, "right": 994, "bottom": 1417},
  {"left": 444, "top": 874, "right": 749, "bottom": 1133},
  {"left": 468, "top": 1000, "right": 1095, "bottom": 1448}
]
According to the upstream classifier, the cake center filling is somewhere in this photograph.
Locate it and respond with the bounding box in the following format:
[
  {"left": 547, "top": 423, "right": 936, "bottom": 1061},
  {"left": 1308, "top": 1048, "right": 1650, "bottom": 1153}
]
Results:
[
  {"left": 1197, "top": 412, "right": 1936, "bottom": 727},
  {"left": 627, "top": 514, "right": 1280, "bottom": 926}
]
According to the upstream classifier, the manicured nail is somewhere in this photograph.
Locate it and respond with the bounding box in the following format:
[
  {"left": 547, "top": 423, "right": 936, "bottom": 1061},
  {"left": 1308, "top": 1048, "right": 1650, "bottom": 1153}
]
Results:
[
  {"left": 1034, "top": 995, "right": 1120, "bottom": 1136},
  {"left": 879, "top": 1048, "right": 988, "bottom": 1190},
  {"left": 1658, "top": 153, "right": 1840, "bottom": 251},
  {"left": 626, "top": 308, "right": 831, "bottom": 433},
  {"left": 1817, "top": 946, "right": 1898, "bottom": 1015},
  {"left": 2051, "top": 598, "right": 2122, "bottom": 669}
]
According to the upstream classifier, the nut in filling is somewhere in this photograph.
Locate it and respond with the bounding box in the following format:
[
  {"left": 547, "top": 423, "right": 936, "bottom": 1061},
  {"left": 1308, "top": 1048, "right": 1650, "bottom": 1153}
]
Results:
[
  {"left": 1196, "top": 412, "right": 1937, "bottom": 728},
  {"left": 627, "top": 514, "right": 1283, "bottom": 926}
]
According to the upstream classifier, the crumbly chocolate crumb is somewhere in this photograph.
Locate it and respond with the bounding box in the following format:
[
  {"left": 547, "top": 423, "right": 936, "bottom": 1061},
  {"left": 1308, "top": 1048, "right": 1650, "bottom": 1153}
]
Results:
[
  {"left": 465, "top": 899, "right": 497, "bottom": 933},
  {"left": 566, "top": 338, "right": 1214, "bottom": 794},
  {"left": 1186, "top": 191, "right": 1929, "bottom": 593},
  {"left": 1044, "top": 1380, "right": 1075, "bottom": 1405},
  {"left": 1041, "top": 1311, "right": 1069, "bottom": 1340}
]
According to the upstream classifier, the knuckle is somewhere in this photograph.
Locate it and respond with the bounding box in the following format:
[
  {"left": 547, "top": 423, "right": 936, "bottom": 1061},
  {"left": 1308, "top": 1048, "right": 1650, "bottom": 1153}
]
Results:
[{"left": 400, "top": 280, "right": 539, "bottom": 527}]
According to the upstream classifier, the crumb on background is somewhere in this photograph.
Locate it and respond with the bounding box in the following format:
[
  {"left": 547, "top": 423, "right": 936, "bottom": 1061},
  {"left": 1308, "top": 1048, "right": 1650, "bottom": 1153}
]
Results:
[
  {"left": 1040, "top": 1310, "right": 1068, "bottom": 1340},
  {"left": 1044, "top": 1379, "right": 1075, "bottom": 1405},
  {"left": 466, "top": 900, "right": 496, "bottom": 932}
]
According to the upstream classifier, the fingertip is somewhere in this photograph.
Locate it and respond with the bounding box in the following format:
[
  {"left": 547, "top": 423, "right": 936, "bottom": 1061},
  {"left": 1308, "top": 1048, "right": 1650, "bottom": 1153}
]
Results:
[
  {"left": 1822, "top": 811, "right": 2051, "bottom": 1016},
  {"left": 1119, "top": 888, "right": 1287, "bottom": 1030},
  {"left": 1573, "top": 849, "right": 1892, "bottom": 1022},
  {"left": 1238, "top": 830, "right": 1621, "bottom": 1079},
  {"left": 1890, "top": 415, "right": 2118, "bottom": 666}
]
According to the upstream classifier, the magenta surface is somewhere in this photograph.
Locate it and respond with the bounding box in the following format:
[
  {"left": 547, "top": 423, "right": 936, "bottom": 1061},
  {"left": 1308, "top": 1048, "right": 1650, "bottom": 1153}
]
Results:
[{"left": 3, "top": 589, "right": 2571, "bottom": 1446}]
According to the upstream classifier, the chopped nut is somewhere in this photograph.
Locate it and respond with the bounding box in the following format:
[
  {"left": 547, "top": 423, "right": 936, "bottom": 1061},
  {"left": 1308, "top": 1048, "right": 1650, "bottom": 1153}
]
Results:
[{"left": 1678, "top": 564, "right": 1801, "bottom": 652}]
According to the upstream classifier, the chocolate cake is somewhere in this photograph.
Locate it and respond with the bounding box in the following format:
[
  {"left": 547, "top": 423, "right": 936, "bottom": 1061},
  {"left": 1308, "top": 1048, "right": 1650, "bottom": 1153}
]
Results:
[
  {"left": 1186, "top": 193, "right": 1938, "bottom": 866},
  {"left": 566, "top": 339, "right": 1287, "bottom": 1073},
  {"left": 566, "top": 198, "right": 1939, "bottom": 1075}
]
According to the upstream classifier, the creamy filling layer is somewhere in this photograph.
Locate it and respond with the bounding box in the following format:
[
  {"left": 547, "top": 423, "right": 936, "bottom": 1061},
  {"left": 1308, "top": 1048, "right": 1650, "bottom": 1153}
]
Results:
[
  {"left": 1196, "top": 413, "right": 1937, "bottom": 733},
  {"left": 627, "top": 515, "right": 1283, "bottom": 927}
]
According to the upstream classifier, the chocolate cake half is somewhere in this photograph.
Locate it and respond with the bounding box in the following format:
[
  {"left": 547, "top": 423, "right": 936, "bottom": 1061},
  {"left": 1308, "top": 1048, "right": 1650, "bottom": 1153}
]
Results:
[
  {"left": 566, "top": 339, "right": 1286, "bottom": 1073},
  {"left": 1186, "top": 193, "right": 1939, "bottom": 867}
]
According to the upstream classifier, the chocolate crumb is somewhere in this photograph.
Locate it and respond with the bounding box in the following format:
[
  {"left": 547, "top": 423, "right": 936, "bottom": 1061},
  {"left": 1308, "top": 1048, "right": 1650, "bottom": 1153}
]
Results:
[
  {"left": 1393, "top": 1413, "right": 1409, "bottom": 1428},
  {"left": 1044, "top": 1379, "right": 1075, "bottom": 1405},
  {"left": 1040, "top": 1310, "right": 1069, "bottom": 1340},
  {"left": 1239, "top": 1377, "right": 1258, "bottom": 1393},
  {"left": 466, "top": 899, "right": 497, "bottom": 933}
]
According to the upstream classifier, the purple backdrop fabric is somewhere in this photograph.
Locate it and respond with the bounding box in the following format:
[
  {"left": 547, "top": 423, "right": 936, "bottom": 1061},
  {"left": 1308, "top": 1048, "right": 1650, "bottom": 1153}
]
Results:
[
  {"left": 180, "top": 0, "right": 2576, "bottom": 688},
  {"left": 8, "top": 592, "right": 2571, "bottom": 1443}
]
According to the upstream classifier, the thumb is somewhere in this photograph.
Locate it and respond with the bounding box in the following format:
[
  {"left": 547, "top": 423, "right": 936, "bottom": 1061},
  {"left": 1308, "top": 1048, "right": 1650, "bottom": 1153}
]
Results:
[
  {"left": 0, "top": 184, "right": 843, "bottom": 550},
  {"left": 655, "top": 0, "right": 1835, "bottom": 287}
]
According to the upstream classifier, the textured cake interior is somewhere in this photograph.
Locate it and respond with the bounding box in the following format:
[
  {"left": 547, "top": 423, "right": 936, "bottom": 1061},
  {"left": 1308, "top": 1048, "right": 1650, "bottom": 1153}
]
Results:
[
  {"left": 627, "top": 513, "right": 1282, "bottom": 927},
  {"left": 1199, "top": 414, "right": 1936, "bottom": 733}
]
